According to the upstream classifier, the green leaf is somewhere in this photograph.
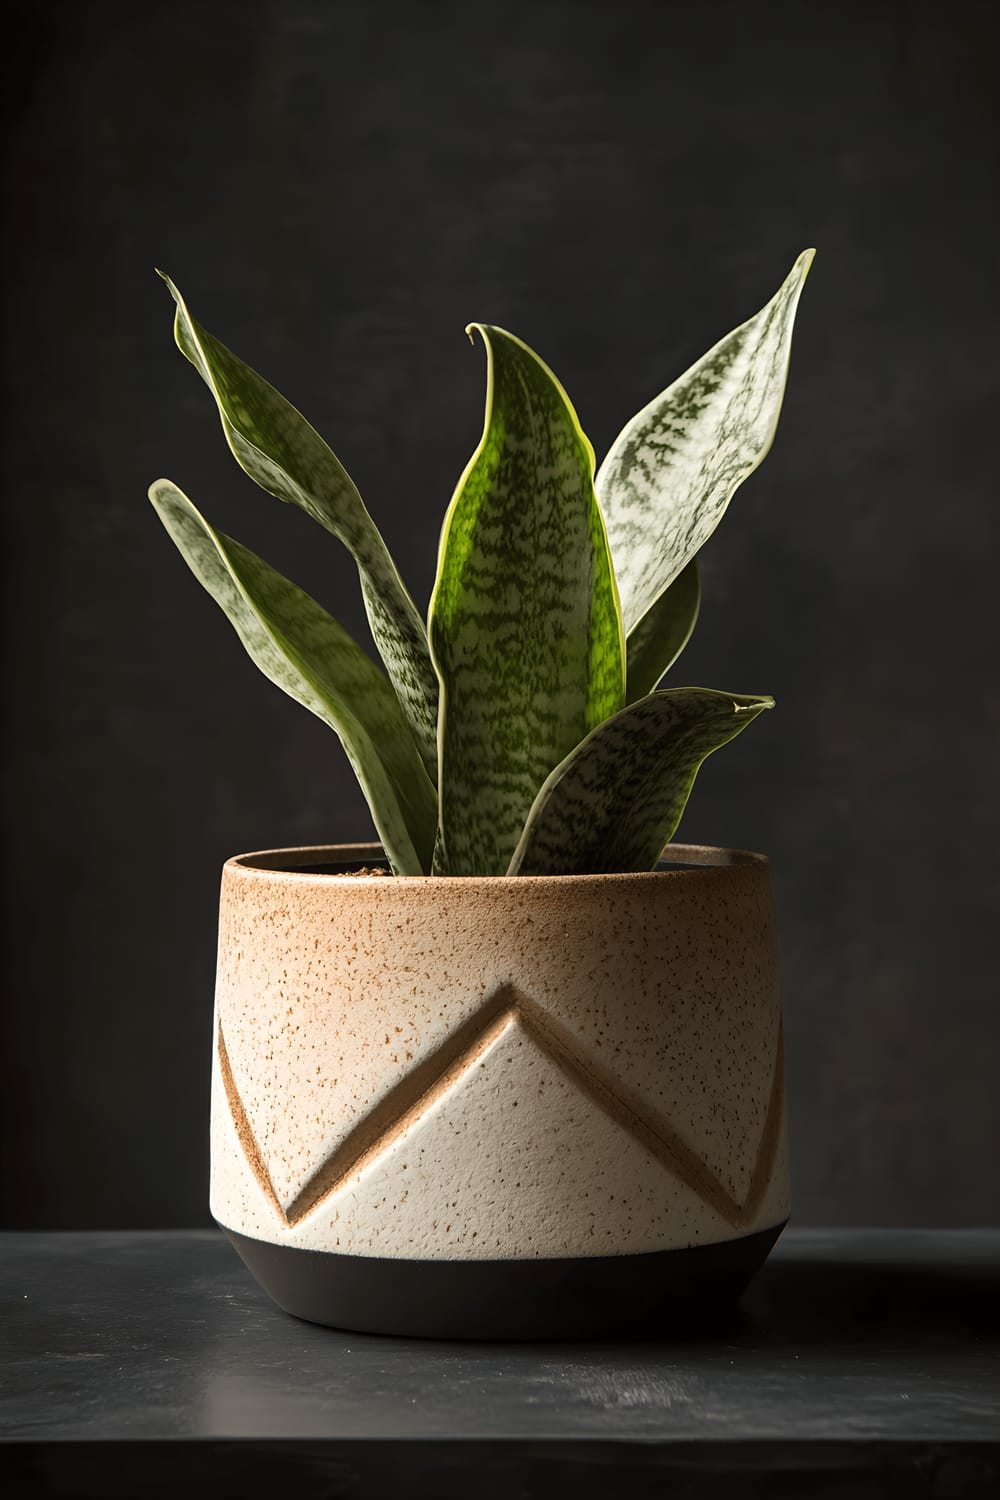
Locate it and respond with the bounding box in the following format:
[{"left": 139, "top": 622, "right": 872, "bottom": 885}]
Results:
[
  {"left": 508, "top": 688, "right": 774, "bottom": 876},
  {"left": 428, "top": 325, "right": 625, "bottom": 877},
  {"left": 625, "top": 558, "right": 700, "bottom": 703},
  {"left": 149, "top": 479, "right": 437, "bottom": 876},
  {"left": 158, "top": 274, "right": 439, "bottom": 783},
  {"left": 597, "top": 250, "right": 814, "bottom": 643}
]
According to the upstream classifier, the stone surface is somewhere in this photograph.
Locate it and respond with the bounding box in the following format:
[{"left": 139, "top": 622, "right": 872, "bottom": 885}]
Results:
[{"left": 2, "top": 1229, "right": 998, "bottom": 1498}]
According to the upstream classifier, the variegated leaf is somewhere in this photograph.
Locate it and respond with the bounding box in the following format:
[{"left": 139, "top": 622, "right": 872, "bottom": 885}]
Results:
[
  {"left": 625, "top": 558, "right": 700, "bottom": 703},
  {"left": 598, "top": 250, "right": 814, "bottom": 639},
  {"left": 159, "top": 275, "right": 439, "bottom": 782},
  {"left": 149, "top": 479, "right": 437, "bottom": 876},
  {"left": 508, "top": 688, "right": 774, "bottom": 876},
  {"left": 429, "top": 325, "right": 625, "bottom": 877}
]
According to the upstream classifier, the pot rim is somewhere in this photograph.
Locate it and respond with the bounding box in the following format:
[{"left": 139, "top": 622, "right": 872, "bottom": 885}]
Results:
[{"left": 224, "top": 841, "right": 769, "bottom": 884}]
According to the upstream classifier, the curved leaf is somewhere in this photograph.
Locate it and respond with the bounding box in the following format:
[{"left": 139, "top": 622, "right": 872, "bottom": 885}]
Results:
[
  {"left": 149, "top": 479, "right": 436, "bottom": 876},
  {"left": 625, "top": 558, "right": 700, "bottom": 703},
  {"left": 158, "top": 274, "right": 439, "bottom": 782},
  {"left": 508, "top": 688, "right": 774, "bottom": 876},
  {"left": 598, "top": 250, "right": 814, "bottom": 639},
  {"left": 428, "top": 325, "right": 625, "bottom": 876}
]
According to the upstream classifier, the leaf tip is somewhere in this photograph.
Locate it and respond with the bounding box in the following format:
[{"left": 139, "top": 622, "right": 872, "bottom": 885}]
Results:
[
  {"left": 735, "top": 694, "right": 776, "bottom": 714},
  {"left": 148, "top": 477, "right": 188, "bottom": 517},
  {"left": 795, "top": 247, "right": 817, "bottom": 279},
  {"left": 155, "top": 269, "right": 184, "bottom": 309}
]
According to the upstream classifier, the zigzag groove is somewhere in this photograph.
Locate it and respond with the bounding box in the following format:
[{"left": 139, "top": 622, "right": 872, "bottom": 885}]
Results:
[{"left": 218, "top": 985, "right": 784, "bottom": 1231}]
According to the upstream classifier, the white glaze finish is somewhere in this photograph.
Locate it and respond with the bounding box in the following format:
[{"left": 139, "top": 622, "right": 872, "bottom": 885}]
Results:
[{"left": 210, "top": 844, "right": 789, "bottom": 1260}]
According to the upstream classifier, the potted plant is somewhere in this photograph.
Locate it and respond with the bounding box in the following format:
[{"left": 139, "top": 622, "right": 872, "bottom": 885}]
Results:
[{"left": 150, "top": 250, "right": 813, "bottom": 1338}]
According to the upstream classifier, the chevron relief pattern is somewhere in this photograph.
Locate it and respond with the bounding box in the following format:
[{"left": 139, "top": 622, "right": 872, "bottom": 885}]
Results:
[{"left": 218, "top": 984, "right": 784, "bottom": 1232}]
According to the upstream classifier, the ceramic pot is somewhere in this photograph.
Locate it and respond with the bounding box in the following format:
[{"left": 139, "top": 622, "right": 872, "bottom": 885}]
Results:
[{"left": 210, "top": 842, "right": 789, "bottom": 1338}]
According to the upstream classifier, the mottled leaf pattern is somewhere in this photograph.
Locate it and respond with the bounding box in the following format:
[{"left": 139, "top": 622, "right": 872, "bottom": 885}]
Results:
[
  {"left": 152, "top": 256, "right": 810, "bottom": 876},
  {"left": 598, "top": 250, "right": 814, "bottom": 638},
  {"left": 625, "top": 558, "right": 700, "bottom": 703},
  {"left": 429, "top": 325, "right": 625, "bottom": 876},
  {"left": 508, "top": 689, "right": 774, "bottom": 876},
  {"left": 149, "top": 480, "right": 437, "bottom": 876},
  {"left": 159, "top": 275, "right": 439, "bottom": 782}
]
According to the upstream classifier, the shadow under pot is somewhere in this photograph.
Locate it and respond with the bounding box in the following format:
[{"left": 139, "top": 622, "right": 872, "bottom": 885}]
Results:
[{"left": 211, "top": 842, "right": 789, "bottom": 1339}]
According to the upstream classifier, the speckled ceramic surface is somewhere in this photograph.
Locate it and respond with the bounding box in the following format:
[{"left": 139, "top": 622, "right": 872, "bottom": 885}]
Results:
[{"left": 210, "top": 843, "right": 789, "bottom": 1265}]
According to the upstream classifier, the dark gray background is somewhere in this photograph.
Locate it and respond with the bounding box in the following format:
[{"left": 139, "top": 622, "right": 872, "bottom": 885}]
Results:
[{"left": 2, "top": 0, "right": 996, "bottom": 1230}]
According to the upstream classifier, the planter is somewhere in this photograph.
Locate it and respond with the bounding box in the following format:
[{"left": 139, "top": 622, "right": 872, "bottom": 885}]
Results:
[{"left": 211, "top": 842, "right": 789, "bottom": 1339}]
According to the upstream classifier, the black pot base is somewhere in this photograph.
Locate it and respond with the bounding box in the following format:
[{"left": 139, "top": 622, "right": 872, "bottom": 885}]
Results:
[{"left": 223, "top": 1222, "right": 786, "bottom": 1340}]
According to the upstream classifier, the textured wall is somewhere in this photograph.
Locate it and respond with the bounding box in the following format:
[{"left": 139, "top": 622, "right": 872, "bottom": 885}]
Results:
[{"left": 2, "top": 0, "right": 997, "bottom": 1228}]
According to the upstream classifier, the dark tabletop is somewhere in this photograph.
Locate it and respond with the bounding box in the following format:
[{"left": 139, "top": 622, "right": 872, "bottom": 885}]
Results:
[{"left": 1, "top": 1229, "right": 998, "bottom": 1498}]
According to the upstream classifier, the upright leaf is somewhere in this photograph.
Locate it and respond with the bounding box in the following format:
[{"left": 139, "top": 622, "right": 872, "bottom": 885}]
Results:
[
  {"left": 159, "top": 275, "right": 439, "bottom": 782},
  {"left": 149, "top": 479, "right": 437, "bottom": 876},
  {"left": 624, "top": 558, "right": 700, "bottom": 703},
  {"left": 508, "top": 688, "right": 774, "bottom": 876},
  {"left": 429, "top": 326, "right": 625, "bottom": 877},
  {"left": 598, "top": 250, "right": 814, "bottom": 644}
]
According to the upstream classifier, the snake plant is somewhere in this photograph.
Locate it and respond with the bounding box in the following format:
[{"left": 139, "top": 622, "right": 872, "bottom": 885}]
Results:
[{"left": 150, "top": 250, "right": 813, "bottom": 876}]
